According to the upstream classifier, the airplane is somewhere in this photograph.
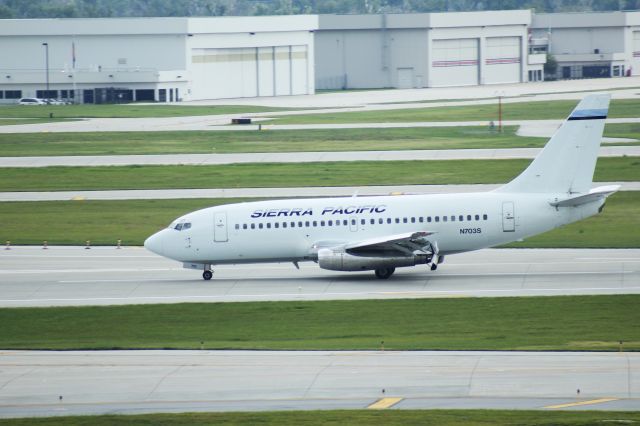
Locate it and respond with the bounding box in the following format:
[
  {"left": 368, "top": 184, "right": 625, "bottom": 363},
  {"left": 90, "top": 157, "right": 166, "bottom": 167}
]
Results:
[{"left": 144, "top": 94, "right": 618, "bottom": 280}]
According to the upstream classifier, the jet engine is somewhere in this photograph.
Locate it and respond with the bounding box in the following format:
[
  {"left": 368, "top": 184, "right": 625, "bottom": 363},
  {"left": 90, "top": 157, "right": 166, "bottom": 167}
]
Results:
[{"left": 317, "top": 248, "right": 426, "bottom": 272}]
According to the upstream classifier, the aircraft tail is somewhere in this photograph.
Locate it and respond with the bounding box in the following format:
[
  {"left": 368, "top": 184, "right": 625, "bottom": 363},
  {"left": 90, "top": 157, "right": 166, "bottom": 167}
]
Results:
[{"left": 496, "top": 94, "right": 610, "bottom": 194}]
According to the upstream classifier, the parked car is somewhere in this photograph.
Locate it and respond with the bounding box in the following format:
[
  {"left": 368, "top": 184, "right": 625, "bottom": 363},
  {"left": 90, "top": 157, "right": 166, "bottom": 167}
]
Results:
[{"left": 18, "top": 98, "right": 46, "bottom": 105}]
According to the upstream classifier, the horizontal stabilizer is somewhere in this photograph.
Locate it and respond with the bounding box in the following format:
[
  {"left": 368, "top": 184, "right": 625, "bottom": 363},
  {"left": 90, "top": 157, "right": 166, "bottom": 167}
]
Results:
[{"left": 550, "top": 185, "right": 620, "bottom": 207}]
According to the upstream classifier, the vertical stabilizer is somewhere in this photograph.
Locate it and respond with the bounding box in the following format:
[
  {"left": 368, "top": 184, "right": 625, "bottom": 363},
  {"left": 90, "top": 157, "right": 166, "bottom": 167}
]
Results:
[{"left": 496, "top": 94, "right": 610, "bottom": 194}]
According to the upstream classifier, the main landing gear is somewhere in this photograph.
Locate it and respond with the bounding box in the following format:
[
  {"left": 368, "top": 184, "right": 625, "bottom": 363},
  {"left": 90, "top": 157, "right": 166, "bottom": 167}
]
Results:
[
  {"left": 374, "top": 267, "right": 396, "bottom": 279},
  {"left": 202, "top": 270, "right": 213, "bottom": 280}
]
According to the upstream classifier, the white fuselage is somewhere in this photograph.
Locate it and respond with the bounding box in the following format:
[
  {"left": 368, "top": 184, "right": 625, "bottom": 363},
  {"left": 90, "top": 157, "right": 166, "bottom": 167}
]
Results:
[{"left": 145, "top": 191, "right": 603, "bottom": 266}]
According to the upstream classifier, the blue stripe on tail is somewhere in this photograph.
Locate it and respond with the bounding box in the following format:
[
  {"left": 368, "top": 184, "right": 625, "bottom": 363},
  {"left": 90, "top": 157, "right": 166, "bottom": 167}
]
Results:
[{"left": 568, "top": 108, "right": 608, "bottom": 121}]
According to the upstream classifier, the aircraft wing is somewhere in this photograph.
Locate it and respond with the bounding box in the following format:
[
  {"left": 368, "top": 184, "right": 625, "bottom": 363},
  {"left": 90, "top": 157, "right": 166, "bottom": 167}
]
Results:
[{"left": 343, "top": 231, "right": 435, "bottom": 255}]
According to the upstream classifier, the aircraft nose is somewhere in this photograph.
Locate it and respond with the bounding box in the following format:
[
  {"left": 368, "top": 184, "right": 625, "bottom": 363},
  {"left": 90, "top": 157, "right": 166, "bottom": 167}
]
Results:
[{"left": 144, "top": 231, "right": 165, "bottom": 256}]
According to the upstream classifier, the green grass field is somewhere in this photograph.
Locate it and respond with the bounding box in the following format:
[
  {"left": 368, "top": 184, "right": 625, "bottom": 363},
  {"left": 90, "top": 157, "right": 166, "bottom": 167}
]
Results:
[
  {"left": 0, "top": 198, "right": 244, "bottom": 245},
  {"left": 0, "top": 104, "right": 291, "bottom": 118},
  {"left": 1, "top": 157, "right": 638, "bottom": 192},
  {"left": 1, "top": 295, "right": 638, "bottom": 351},
  {"left": 268, "top": 98, "right": 640, "bottom": 124},
  {"left": 2, "top": 410, "right": 639, "bottom": 426},
  {"left": 0, "top": 126, "right": 548, "bottom": 156},
  {"left": 0, "top": 123, "right": 634, "bottom": 157},
  {"left": 0, "top": 192, "right": 638, "bottom": 247}
]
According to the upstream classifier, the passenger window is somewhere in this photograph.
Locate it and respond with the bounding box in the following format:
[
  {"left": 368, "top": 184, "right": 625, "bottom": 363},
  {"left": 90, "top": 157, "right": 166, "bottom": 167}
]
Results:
[
  {"left": 435, "top": 216, "right": 440, "bottom": 222},
  {"left": 320, "top": 221, "right": 325, "bottom": 226},
  {"left": 361, "top": 219, "right": 366, "bottom": 225},
  {"left": 459, "top": 215, "right": 464, "bottom": 221},
  {"left": 282, "top": 222, "right": 287, "bottom": 228},
  {"left": 235, "top": 224, "right": 239, "bottom": 230},
  {"left": 258, "top": 223, "right": 263, "bottom": 229},
  {"left": 483, "top": 214, "right": 488, "bottom": 220},
  {"left": 475, "top": 214, "right": 480, "bottom": 220},
  {"left": 251, "top": 224, "right": 255, "bottom": 229},
  {"left": 443, "top": 216, "right": 448, "bottom": 222},
  {"left": 403, "top": 218, "right": 408, "bottom": 224},
  {"left": 299, "top": 221, "right": 303, "bottom": 227},
  {"left": 387, "top": 218, "right": 392, "bottom": 224},
  {"left": 379, "top": 218, "right": 383, "bottom": 224},
  {"left": 267, "top": 223, "right": 271, "bottom": 229},
  {"left": 427, "top": 217, "right": 432, "bottom": 223},
  {"left": 419, "top": 217, "right": 424, "bottom": 223},
  {"left": 243, "top": 224, "right": 247, "bottom": 230},
  {"left": 343, "top": 220, "right": 348, "bottom": 226},
  {"left": 451, "top": 216, "right": 455, "bottom": 222},
  {"left": 274, "top": 223, "right": 279, "bottom": 228},
  {"left": 370, "top": 219, "right": 375, "bottom": 225},
  {"left": 313, "top": 221, "right": 318, "bottom": 227},
  {"left": 328, "top": 220, "right": 333, "bottom": 226},
  {"left": 395, "top": 218, "right": 400, "bottom": 224},
  {"left": 291, "top": 222, "right": 295, "bottom": 228},
  {"left": 305, "top": 221, "right": 310, "bottom": 227},
  {"left": 467, "top": 215, "right": 472, "bottom": 221},
  {"left": 411, "top": 217, "right": 416, "bottom": 223}
]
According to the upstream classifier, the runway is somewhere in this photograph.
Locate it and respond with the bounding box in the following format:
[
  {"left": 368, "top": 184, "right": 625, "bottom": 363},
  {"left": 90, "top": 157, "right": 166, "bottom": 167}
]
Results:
[
  {"left": 0, "top": 350, "right": 637, "bottom": 418},
  {"left": 0, "top": 247, "right": 638, "bottom": 307},
  {"left": 1, "top": 146, "right": 638, "bottom": 168},
  {"left": 1, "top": 182, "right": 638, "bottom": 202}
]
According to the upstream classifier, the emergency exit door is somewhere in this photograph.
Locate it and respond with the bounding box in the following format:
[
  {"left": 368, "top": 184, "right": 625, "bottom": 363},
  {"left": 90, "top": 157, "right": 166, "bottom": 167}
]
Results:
[
  {"left": 214, "top": 212, "right": 228, "bottom": 242},
  {"left": 502, "top": 202, "right": 515, "bottom": 232}
]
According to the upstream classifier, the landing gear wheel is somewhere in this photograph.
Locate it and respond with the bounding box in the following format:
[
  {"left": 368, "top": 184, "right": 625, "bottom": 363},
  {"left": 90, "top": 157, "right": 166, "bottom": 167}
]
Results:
[
  {"left": 374, "top": 267, "right": 395, "bottom": 279},
  {"left": 202, "top": 270, "right": 213, "bottom": 281},
  {"left": 430, "top": 263, "right": 438, "bottom": 271}
]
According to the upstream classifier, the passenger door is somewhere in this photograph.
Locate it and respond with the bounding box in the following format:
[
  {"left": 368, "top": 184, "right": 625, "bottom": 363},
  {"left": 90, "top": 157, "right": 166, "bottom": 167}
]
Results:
[
  {"left": 214, "top": 212, "right": 228, "bottom": 242},
  {"left": 502, "top": 202, "right": 515, "bottom": 232}
]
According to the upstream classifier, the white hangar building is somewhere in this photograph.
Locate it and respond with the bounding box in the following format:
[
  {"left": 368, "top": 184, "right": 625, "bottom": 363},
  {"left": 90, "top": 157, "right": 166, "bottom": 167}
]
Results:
[
  {"left": 0, "top": 15, "right": 317, "bottom": 104},
  {"left": 531, "top": 11, "right": 640, "bottom": 79},
  {"left": 314, "top": 10, "right": 545, "bottom": 90}
]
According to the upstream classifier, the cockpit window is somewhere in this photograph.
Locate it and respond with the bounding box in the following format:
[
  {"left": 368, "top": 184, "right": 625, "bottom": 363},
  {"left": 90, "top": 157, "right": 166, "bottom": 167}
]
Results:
[{"left": 170, "top": 220, "right": 191, "bottom": 231}]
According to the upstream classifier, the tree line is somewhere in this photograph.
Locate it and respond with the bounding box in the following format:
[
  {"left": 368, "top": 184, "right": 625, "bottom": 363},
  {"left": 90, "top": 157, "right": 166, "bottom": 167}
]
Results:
[{"left": 0, "top": 0, "right": 637, "bottom": 19}]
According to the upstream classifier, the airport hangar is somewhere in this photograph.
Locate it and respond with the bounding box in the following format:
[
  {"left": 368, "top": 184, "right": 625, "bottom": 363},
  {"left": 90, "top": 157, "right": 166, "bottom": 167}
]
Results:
[{"left": 1, "top": 10, "right": 640, "bottom": 102}]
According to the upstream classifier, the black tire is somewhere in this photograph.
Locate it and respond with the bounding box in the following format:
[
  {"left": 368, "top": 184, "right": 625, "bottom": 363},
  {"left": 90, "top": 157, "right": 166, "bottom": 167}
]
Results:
[
  {"left": 374, "top": 267, "right": 395, "bottom": 279},
  {"left": 430, "top": 263, "right": 438, "bottom": 271},
  {"left": 203, "top": 270, "right": 213, "bottom": 281}
]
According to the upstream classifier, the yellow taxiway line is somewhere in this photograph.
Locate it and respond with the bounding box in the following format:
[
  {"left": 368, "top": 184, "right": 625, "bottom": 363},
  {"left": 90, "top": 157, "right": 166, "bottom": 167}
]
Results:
[
  {"left": 545, "top": 398, "right": 618, "bottom": 409},
  {"left": 367, "top": 397, "right": 403, "bottom": 409}
]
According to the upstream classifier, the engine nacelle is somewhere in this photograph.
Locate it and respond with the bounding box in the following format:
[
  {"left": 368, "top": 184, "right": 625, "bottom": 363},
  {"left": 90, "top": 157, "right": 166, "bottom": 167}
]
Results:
[{"left": 317, "top": 248, "right": 420, "bottom": 272}]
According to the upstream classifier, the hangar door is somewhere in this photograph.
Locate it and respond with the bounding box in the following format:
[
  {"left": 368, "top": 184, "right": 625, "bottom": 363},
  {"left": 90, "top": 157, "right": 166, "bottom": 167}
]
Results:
[
  {"left": 192, "top": 45, "right": 308, "bottom": 100},
  {"left": 431, "top": 38, "right": 479, "bottom": 87},
  {"left": 633, "top": 32, "right": 640, "bottom": 76},
  {"left": 485, "top": 37, "right": 521, "bottom": 84}
]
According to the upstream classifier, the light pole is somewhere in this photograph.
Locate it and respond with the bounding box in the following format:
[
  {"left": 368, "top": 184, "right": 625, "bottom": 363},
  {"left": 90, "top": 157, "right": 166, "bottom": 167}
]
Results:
[{"left": 42, "top": 42, "right": 49, "bottom": 103}]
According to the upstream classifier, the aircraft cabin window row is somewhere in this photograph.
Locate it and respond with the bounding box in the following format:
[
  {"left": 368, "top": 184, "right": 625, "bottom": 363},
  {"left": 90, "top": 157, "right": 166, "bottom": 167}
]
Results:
[{"left": 233, "top": 214, "right": 489, "bottom": 231}]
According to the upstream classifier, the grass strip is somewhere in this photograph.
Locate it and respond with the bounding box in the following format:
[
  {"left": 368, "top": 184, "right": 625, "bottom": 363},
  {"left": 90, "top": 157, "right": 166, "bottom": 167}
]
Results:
[
  {"left": 269, "top": 98, "right": 640, "bottom": 124},
  {"left": 2, "top": 410, "right": 640, "bottom": 426},
  {"left": 0, "top": 104, "right": 291, "bottom": 118},
  {"left": 0, "top": 126, "right": 547, "bottom": 156},
  {"left": 1, "top": 295, "right": 638, "bottom": 351},
  {"left": 0, "top": 157, "right": 638, "bottom": 192},
  {"left": 0, "top": 192, "right": 637, "bottom": 248},
  {"left": 0, "top": 198, "right": 244, "bottom": 246}
]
